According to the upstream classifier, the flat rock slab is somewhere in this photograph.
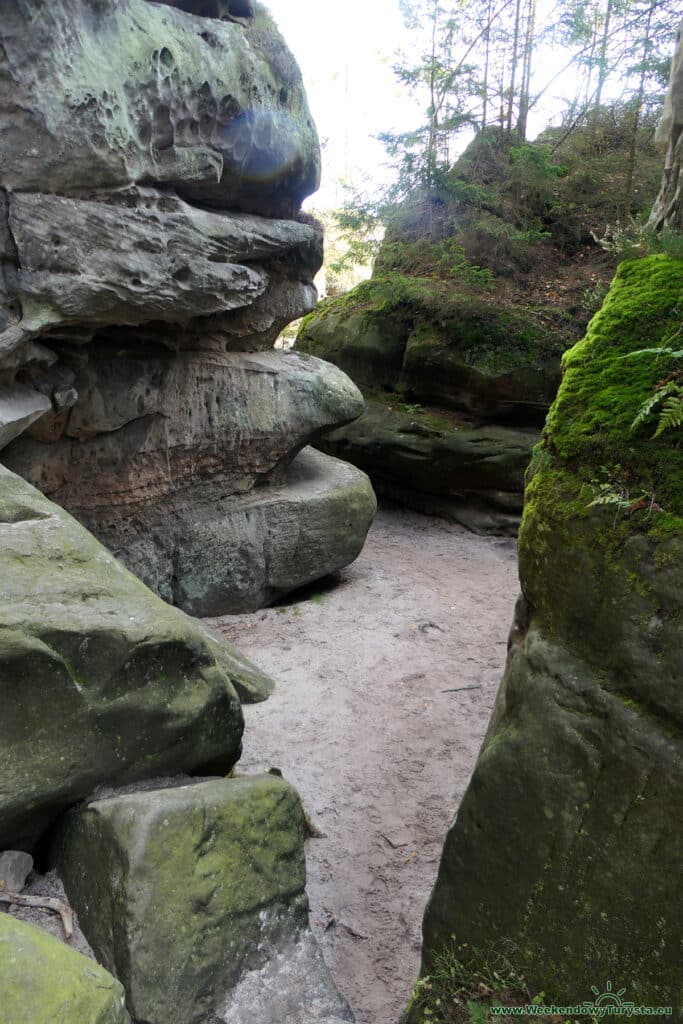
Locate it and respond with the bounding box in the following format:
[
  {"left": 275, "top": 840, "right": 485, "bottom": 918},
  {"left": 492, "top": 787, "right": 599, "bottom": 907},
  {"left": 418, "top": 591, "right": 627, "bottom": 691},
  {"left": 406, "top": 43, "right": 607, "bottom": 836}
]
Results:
[
  {"left": 57, "top": 775, "right": 350, "bottom": 1024},
  {"left": 0, "top": 465, "right": 264, "bottom": 850},
  {"left": 117, "top": 446, "right": 378, "bottom": 614},
  {"left": 318, "top": 399, "right": 538, "bottom": 536},
  {"left": 0, "top": 384, "right": 51, "bottom": 451},
  {"left": 0, "top": 914, "right": 130, "bottom": 1024},
  {"left": 0, "top": 851, "right": 33, "bottom": 893}
]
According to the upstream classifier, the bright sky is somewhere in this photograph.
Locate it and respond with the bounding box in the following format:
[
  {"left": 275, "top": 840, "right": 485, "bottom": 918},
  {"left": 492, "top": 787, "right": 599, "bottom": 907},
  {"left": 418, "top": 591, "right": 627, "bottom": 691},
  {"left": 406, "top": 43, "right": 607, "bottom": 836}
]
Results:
[
  {"left": 264, "top": 0, "right": 421, "bottom": 208},
  {"left": 263, "top": 0, "right": 588, "bottom": 210}
]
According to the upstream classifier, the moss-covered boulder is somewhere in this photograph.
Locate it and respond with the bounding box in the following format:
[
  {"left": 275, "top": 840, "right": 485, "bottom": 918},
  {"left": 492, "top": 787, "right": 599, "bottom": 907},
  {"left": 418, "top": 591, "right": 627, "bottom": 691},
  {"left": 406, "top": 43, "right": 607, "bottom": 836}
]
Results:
[
  {"left": 0, "top": 914, "right": 130, "bottom": 1024},
  {"left": 0, "top": 465, "right": 269, "bottom": 850},
  {"left": 56, "top": 776, "right": 352, "bottom": 1024},
  {"left": 318, "top": 398, "right": 538, "bottom": 535},
  {"left": 297, "top": 275, "right": 574, "bottom": 421},
  {"left": 412, "top": 255, "right": 683, "bottom": 1015}
]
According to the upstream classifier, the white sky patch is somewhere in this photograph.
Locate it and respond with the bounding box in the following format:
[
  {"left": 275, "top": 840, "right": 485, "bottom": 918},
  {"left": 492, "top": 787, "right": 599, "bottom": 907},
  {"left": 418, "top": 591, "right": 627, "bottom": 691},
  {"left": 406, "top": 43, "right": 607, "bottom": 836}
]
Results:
[{"left": 264, "top": 0, "right": 614, "bottom": 209}]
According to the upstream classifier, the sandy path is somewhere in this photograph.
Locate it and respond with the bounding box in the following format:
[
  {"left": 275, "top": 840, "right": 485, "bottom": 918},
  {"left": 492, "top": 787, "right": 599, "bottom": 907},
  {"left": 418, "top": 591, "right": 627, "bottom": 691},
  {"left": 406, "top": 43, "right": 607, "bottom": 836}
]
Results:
[{"left": 208, "top": 508, "right": 519, "bottom": 1024}]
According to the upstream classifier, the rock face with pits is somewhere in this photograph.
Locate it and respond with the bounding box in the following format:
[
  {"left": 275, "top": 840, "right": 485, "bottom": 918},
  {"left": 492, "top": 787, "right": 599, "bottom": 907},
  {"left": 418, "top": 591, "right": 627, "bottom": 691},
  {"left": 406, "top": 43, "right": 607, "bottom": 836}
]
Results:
[{"left": 0, "top": 0, "right": 375, "bottom": 613}]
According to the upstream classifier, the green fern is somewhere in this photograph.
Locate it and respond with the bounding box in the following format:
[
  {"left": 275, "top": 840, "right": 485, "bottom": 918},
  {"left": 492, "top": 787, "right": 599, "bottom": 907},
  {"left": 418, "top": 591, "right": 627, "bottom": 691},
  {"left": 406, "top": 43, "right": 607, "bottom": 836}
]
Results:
[
  {"left": 630, "top": 380, "right": 681, "bottom": 432},
  {"left": 654, "top": 394, "right": 683, "bottom": 436},
  {"left": 619, "top": 346, "right": 683, "bottom": 361}
]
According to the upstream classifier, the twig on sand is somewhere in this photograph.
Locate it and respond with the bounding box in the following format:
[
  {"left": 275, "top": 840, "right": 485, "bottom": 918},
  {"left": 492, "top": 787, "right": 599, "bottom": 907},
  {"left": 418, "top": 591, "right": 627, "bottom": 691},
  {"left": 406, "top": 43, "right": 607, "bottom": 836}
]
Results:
[
  {"left": 340, "top": 921, "right": 369, "bottom": 940},
  {"left": 0, "top": 892, "right": 74, "bottom": 940},
  {"left": 442, "top": 685, "right": 482, "bottom": 694},
  {"left": 380, "top": 832, "right": 408, "bottom": 850}
]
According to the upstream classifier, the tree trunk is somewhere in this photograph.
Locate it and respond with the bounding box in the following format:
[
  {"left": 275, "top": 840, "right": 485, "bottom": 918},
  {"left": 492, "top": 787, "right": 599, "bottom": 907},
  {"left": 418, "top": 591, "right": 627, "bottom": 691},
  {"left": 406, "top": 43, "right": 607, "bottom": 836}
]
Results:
[
  {"left": 623, "top": 2, "right": 654, "bottom": 219},
  {"left": 517, "top": 0, "right": 536, "bottom": 141},
  {"left": 650, "top": 20, "right": 683, "bottom": 232},
  {"left": 506, "top": 0, "right": 523, "bottom": 132}
]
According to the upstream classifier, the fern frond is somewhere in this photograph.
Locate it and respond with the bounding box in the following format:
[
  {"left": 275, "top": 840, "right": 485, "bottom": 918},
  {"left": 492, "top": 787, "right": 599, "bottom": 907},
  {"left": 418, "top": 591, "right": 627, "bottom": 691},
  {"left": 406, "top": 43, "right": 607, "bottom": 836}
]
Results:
[
  {"left": 588, "top": 492, "right": 632, "bottom": 510},
  {"left": 654, "top": 395, "right": 683, "bottom": 437},
  {"left": 630, "top": 381, "right": 679, "bottom": 432},
  {"left": 619, "top": 347, "right": 683, "bottom": 360}
]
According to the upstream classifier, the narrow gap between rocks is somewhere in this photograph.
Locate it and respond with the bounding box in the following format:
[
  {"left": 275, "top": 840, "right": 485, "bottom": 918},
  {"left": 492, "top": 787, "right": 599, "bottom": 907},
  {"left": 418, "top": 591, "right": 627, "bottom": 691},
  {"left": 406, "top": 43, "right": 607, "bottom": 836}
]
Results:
[{"left": 208, "top": 506, "right": 519, "bottom": 1024}]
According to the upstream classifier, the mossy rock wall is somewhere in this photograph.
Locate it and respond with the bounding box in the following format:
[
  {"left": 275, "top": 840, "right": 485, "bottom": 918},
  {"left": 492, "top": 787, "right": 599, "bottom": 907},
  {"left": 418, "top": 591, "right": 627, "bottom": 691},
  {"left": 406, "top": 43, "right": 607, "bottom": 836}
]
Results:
[
  {"left": 297, "top": 274, "right": 578, "bottom": 422},
  {"left": 414, "top": 255, "right": 683, "bottom": 1014}
]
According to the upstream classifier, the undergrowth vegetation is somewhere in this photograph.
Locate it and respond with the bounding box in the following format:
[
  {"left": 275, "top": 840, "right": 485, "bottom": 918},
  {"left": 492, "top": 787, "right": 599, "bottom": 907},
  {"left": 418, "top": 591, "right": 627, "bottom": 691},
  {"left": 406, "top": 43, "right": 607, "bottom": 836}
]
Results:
[{"left": 406, "top": 938, "right": 599, "bottom": 1024}]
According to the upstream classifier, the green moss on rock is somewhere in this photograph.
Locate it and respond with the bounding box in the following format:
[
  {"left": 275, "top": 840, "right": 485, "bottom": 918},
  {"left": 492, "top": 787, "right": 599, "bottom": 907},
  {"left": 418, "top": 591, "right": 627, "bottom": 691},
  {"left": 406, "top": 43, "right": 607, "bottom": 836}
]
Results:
[
  {"left": 297, "top": 273, "right": 577, "bottom": 419},
  {"left": 413, "top": 255, "right": 683, "bottom": 1019},
  {"left": 0, "top": 915, "right": 130, "bottom": 1024},
  {"left": 57, "top": 776, "right": 309, "bottom": 1024}
]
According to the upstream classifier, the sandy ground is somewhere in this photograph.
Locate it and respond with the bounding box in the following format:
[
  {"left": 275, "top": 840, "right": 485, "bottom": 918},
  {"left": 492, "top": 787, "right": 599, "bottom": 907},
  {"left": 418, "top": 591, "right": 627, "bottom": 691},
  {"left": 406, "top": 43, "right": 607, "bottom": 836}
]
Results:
[{"left": 209, "top": 507, "right": 520, "bottom": 1024}]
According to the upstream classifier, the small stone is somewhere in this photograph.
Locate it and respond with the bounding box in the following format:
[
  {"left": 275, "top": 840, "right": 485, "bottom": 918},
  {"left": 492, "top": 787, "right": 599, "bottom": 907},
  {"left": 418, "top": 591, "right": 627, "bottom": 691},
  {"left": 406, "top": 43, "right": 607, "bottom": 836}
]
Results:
[{"left": 0, "top": 850, "right": 33, "bottom": 893}]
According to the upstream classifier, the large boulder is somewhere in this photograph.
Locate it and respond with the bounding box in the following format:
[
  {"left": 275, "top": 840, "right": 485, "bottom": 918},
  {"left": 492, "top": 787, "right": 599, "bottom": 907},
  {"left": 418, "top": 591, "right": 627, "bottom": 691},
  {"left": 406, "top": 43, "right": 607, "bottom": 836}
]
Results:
[
  {"left": 412, "top": 255, "right": 683, "bottom": 1013},
  {"left": 115, "top": 447, "right": 377, "bottom": 615},
  {"left": 0, "top": 464, "right": 265, "bottom": 850},
  {"left": 0, "top": 0, "right": 319, "bottom": 217},
  {"left": 297, "top": 272, "right": 577, "bottom": 423},
  {"left": 4, "top": 350, "right": 374, "bottom": 613},
  {"left": 318, "top": 398, "right": 537, "bottom": 535},
  {"left": 56, "top": 775, "right": 353, "bottom": 1024},
  {"left": 0, "top": 914, "right": 131, "bottom": 1024},
  {"left": 0, "top": 0, "right": 375, "bottom": 613}
]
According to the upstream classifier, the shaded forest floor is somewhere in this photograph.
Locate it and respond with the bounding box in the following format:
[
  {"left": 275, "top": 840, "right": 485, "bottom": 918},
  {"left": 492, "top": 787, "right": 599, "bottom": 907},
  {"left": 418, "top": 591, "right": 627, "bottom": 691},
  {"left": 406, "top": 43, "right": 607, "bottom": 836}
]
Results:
[{"left": 209, "top": 507, "right": 519, "bottom": 1024}]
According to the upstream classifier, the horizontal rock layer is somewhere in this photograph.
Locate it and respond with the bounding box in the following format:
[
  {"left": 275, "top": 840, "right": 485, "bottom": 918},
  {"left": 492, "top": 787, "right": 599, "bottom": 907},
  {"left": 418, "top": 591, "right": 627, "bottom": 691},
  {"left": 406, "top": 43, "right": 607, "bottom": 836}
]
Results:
[
  {"left": 318, "top": 399, "right": 538, "bottom": 536},
  {"left": 0, "top": 186, "right": 322, "bottom": 373}
]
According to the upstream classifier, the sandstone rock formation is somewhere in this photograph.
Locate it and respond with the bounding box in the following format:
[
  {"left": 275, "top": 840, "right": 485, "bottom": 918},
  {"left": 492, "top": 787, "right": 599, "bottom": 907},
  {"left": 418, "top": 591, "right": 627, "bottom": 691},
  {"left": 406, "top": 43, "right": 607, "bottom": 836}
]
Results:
[
  {"left": 410, "top": 255, "right": 683, "bottom": 1014},
  {"left": 319, "top": 399, "right": 538, "bottom": 535},
  {"left": 0, "top": 0, "right": 375, "bottom": 613},
  {"left": 57, "top": 775, "right": 353, "bottom": 1024},
  {"left": 0, "top": 464, "right": 255, "bottom": 851},
  {"left": 297, "top": 272, "right": 563, "bottom": 533},
  {"left": 0, "top": 914, "right": 131, "bottom": 1024}
]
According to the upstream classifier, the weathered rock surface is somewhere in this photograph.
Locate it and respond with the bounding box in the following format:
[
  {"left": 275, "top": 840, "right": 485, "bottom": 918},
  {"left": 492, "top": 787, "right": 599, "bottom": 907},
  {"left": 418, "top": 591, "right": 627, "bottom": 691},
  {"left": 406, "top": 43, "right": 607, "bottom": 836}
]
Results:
[
  {"left": 0, "top": 384, "right": 51, "bottom": 450},
  {"left": 4, "top": 353, "right": 374, "bottom": 613},
  {"left": 221, "top": 930, "right": 354, "bottom": 1024},
  {"left": 296, "top": 275, "right": 573, "bottom": 535},
  {"left": 413, "top": 255, "right": 683, "bottom": 1013},
  {"left": 0, "top": 0, "right": 373, "bottom": 613},
  {"left": 0, "top": 464, "right": 265, "bottom": 850},
  {"left": 57, "top": 775, "right": 352, "bottom": 1024},
  {"left": 0, "top": 914, "right": 131, "bottom": 1024},
  {"left": 0, "top": 850, "right": 33, "bottom": 893},
  {"left": 4, "top": 189, "right": 322, "bottom": 350},
  {"left": 297, "top": 277, "right": 574, "bottom": 422},
  {"left": 318, "top": 399, "right": 538, "bottom": 536},
  {"left": 113, "top": 446, "right": 377, "bottom": 614},
  {"left": 0, "top": 0, "right": 319, "bottom": 217}
]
